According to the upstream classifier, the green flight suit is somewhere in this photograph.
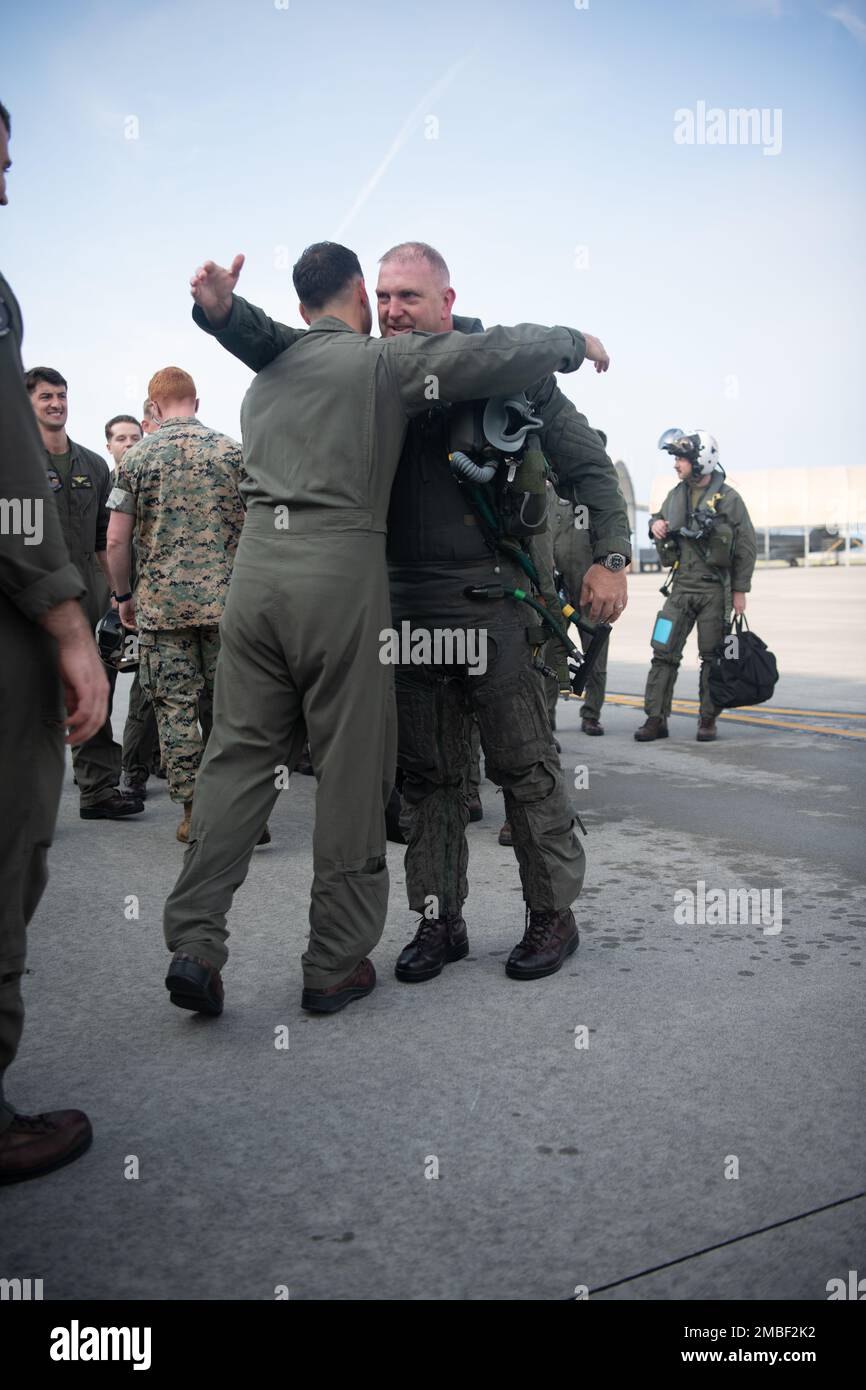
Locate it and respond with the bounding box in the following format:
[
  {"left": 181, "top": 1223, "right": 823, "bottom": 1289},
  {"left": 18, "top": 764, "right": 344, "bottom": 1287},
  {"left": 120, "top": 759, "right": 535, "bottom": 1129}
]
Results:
[
  {"left": 551, "top": 495, "right": 610, "bottom": 722},
  {"left": 0, "top": 271, "right": 87, "bottom": 1130},
  {"left": 163, "top": 312, "right": 588, "bottom": 987},
  {"left": 644, "top": 475, "right": 757, "bottom": 718},
  {"left": 44, "top": 436, "right": 121, "bottom": 805},
  {"left": 191, "top": 298, "right": 631, "bottom": 929}
]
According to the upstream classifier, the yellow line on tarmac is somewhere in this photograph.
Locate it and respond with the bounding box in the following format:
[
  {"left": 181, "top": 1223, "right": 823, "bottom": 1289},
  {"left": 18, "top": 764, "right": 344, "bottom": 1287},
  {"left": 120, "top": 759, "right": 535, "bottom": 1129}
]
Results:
[{"left": 598, "top": 693, "right": 866, "bottom": 739}]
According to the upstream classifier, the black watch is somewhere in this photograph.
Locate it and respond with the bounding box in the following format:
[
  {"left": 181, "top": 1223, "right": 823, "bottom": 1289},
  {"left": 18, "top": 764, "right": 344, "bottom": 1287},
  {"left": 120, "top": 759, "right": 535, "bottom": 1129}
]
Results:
[
  {"left": 598, "top": 553, "right": 627, "bottom": 573},
  {"left": 113, "top": 590, "right": 133, "bottom": 603}
]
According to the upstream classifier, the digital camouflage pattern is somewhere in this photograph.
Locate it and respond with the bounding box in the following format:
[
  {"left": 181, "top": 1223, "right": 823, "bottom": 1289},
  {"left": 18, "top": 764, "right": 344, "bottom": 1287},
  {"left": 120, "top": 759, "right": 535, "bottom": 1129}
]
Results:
[
  {"left": 107, "top": 416, "right": 246, "bottom": 630},
  {"left": 139, "top": 626, "right": 220, "bottom": 803}
]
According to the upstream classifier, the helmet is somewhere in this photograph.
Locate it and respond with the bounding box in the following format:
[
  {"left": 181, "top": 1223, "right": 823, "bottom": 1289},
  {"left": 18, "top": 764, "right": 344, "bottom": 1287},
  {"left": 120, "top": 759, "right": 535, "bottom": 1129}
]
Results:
[
  {"left": 95, "top": 608, "right": 139, "bottom": 672},
  {"left": 483, "top": 392, "right": 543, "bottom": 454},
  {"left": 658, "top": 427, "right": 720, "bottom": 479}
]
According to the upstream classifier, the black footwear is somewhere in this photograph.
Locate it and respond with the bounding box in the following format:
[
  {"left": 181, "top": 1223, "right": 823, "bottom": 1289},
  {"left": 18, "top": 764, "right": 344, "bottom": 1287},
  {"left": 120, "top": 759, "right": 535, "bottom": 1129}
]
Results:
[
  {"left": 121, "top": 774, "right": 148, "bottom": 800},
  {"left": 498, "top": 820, "right": 513, "bottom": 847},
  {"left": 467, "top": 794, "right": 483, "bottom": 823},
  {"left": 294, "top": 745, "right": 315, "bottom": 776},
  {"left": 301, "top": 959, "right": 376, "bottom": 1014},
  {"left": 80, "top": 791, "right": 145, "bottom": 819},
  {"left": 505, "top": 908, "right": 579, "bottom": 981},
  {"left": 257, "top": 824, "right": 272, "bottom": 845},
  {"left": 634, "top": 716, "right": 669, "bottom": 742},
  {"left": 581, "top": 718, "right": 604, "bottom": 736},
  {"left": 395, "top": 915, "right": 469, "bottom": 983},
  {"left": 165, "top": 952, "right": 224, "bottom": 1016},
  {"left": 0, "top": 1109, "right": 93, "bottom": 1186},
  {"left": 385, "top": 785, "right": 406, "bottom": 844},
  {"left": 697, "top": 716, "right": 717, "bottom": 742}
]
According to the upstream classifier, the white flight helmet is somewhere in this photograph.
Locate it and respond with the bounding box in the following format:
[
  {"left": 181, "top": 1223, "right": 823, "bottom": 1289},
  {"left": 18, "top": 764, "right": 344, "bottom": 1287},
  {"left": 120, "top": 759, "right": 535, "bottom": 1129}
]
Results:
[{"left": 658, "top": 427, "right": 720, "bottom": 479}]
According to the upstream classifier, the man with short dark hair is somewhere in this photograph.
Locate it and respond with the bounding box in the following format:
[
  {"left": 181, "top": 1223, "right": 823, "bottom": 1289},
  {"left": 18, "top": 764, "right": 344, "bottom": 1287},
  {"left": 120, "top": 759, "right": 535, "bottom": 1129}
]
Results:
[
  {"left": 163, "top": 240, "right": 600, "bottom": 1017},
  {"left": 105, "top": 415, "right": 142, "bottom": 466},
  {"left": 190, "top": 241, "right": 629, "bottom": 987},
  {"left": 27, "top": 368, "right": 143, "bottom": 820}
]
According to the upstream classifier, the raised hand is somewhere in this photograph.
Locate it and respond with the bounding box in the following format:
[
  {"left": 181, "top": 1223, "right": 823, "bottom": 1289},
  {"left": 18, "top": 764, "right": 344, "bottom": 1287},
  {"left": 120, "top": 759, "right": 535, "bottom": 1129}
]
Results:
[{"left": 189, "top": 253, "right": 245, "bottom": 329}]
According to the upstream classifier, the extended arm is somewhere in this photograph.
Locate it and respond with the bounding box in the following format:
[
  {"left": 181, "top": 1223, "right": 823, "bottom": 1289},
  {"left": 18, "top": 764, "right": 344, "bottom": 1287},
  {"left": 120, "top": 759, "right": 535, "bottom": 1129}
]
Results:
[
  {"left": 386, "top": 322, "right": 589, "bottom": 414},
  {"left": 190, "top": 255, "right": 304, "bottom": 372}
]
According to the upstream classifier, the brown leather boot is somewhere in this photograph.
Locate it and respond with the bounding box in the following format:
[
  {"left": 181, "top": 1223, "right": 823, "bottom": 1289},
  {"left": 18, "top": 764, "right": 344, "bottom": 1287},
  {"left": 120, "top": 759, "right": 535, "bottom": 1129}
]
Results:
[
  {"left": 581, "top": 717, "right": 605, "bottom": 736},
  {"left": 467, "top": 794, "right": 483, "bottom": 823},
  {"left": 506, "top": 908, "right": 579, "bottom": 981},
  {"left": 176, "top": 801, "right": 193, "bottom": 842},
  {"left": 301, "top": 959, "right": 377, "bottom": 1014},
  {"left": 634, "top": 716, "right": 669, "bottom": 742},
  {"left": 697, "top": 716, "right": 718, "bottom": 742},
  {"left": 395, "top": 915, "right": 469, "bottom": 983},
  {"left": 498, "top": 820, "right": 513, "bottom": 847},
  {"left": 0, "top": 1110, "right": 92, "bottom": 1185}
]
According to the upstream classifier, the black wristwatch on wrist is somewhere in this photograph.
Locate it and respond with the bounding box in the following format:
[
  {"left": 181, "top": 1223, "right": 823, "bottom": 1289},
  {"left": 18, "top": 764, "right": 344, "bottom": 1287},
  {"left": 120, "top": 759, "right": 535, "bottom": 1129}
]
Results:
[
  {"left": 597, "top": 553, "right": 628, "bottom": 573},
  {"left": 113, "top": 590, "right": 133, "bottom": 603}
]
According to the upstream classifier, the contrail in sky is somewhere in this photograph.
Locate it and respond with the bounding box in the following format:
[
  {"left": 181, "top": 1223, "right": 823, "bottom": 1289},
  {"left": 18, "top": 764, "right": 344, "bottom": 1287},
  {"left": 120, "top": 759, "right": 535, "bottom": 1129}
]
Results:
[{"left": 335, "top": 57, "right": 469, "bottom": 239}]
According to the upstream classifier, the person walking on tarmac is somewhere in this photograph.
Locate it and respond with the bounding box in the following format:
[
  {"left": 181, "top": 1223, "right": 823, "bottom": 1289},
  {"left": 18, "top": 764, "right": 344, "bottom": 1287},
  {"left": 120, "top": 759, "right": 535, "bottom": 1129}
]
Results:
[
  {"left": 635, "top": 428, "right": 757, "bottom": 744},
  {"left": 163, "top": 241, "right": 607, "bottom": 1018}
]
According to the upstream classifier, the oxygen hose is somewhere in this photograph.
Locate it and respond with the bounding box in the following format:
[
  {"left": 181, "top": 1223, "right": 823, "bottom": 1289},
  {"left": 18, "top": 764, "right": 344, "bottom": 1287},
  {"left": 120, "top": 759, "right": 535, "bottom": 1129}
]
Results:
[{"left": 448, "top": 450, "right": 498, "bottom": 484}]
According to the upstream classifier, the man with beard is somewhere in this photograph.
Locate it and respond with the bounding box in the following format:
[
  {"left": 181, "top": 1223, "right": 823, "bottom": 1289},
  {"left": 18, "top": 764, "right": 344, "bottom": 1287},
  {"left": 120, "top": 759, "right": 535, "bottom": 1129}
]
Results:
[{"left": 188, "top": 243, "right": 627, "bottom": 988}]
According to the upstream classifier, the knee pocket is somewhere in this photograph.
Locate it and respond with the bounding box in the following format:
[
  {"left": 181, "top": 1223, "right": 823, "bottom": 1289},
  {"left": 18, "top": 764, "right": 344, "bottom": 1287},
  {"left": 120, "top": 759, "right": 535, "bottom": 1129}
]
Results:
[
  {"left": 475, "top": 666, "right": 552, "bottom": 775},
  {"left": 139, "top": 638, "right": 202, "bottom": 707},
  {"left": 651, "top": 605, "right": 690, "bottom": 659}
]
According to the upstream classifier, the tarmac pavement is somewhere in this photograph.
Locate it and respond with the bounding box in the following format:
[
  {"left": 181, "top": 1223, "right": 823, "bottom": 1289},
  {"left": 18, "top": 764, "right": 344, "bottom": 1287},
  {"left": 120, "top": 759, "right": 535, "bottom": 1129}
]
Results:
[{"left": 1, "top": 568, "right": 864, "bottom": 1301}]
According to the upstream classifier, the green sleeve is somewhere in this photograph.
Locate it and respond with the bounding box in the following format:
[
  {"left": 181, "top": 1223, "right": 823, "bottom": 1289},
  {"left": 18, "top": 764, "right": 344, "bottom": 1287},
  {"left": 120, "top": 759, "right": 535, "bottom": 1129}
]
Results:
[
  {"left": 730, "top": 493, "right": 757, "bottom": 592},
  {"left": 0, "top": 275, "right": 86, "bottom": 620},
  {"left": 191, "top": 295, "right": 306, "bottom": 373},
  {"left": 385, "top": 323, "right": 587, "bottom": 416},
  {"left": 532, "top": 377, "right": 631, "bottom": 560}
]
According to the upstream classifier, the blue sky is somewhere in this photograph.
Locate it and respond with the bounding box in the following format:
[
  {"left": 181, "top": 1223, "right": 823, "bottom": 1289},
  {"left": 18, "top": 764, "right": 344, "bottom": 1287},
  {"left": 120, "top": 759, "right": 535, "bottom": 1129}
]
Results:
[{"left": 2, "top": 0, "right": 864, "bottom": 509}]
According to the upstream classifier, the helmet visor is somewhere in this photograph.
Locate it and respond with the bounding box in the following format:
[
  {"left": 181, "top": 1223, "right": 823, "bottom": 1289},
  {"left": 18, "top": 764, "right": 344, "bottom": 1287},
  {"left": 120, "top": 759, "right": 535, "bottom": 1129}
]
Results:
[{"left": 657, "top": 427, "right": 687, "bottom": 454}]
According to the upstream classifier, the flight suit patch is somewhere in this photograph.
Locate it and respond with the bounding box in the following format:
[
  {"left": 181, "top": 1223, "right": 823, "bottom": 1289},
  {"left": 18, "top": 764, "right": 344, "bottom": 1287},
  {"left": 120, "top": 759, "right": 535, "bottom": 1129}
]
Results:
[
  {"left": 71, "top": 474, "right": 93, "bottom": 488},
  {"left": 47, "top": 468, "right": 63, "bottom": 492}
]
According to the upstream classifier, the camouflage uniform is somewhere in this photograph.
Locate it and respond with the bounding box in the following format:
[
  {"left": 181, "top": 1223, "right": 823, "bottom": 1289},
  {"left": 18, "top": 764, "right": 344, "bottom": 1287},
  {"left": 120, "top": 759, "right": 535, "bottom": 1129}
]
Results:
[
  {"left": 551, "top": 493, "right": 610, "bottom": 723},
  {"left": 106, "top": 418, "right": 245, "bottom": 804}
]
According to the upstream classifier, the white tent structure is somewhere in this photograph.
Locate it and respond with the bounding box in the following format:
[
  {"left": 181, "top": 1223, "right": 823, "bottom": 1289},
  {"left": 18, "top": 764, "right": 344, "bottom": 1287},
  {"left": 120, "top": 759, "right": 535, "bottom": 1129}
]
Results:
[{"left": 648, "top": 466, "right": 866, "bottom": 564}]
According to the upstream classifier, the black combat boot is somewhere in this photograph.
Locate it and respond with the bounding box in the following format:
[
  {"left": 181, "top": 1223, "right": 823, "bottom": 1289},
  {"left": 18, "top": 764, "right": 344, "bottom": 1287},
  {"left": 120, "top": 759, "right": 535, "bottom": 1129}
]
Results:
[
  {"left": 395, "top": 915, "right": 469, "bottom": 983},
  {"left": 634, "top": 716, "right": 669, "bottom": 742},
  {"left": 506, "top": 908, "right": 579, "bottom": 981},
  {"left": 165, "top": 952, "right": 224, "bottom": 1016}
]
